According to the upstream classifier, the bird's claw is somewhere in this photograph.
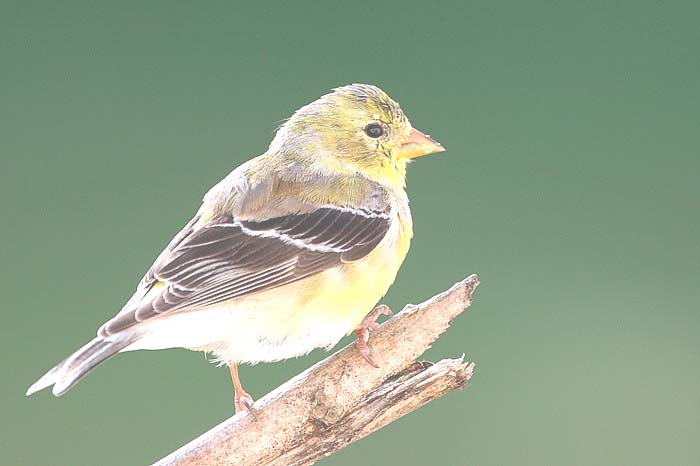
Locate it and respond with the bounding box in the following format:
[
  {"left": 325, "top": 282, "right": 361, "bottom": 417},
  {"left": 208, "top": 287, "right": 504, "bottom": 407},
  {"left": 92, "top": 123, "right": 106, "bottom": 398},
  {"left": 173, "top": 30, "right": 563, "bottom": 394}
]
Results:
[
  {"left": 355, "top": 328, "right": 379, "bottom": 368},
  {"left": 354, "top": 304, "right": 393, "bottom": 368},
  {"left": 235, "top": 392, "right": 258, "bottom": 419}
]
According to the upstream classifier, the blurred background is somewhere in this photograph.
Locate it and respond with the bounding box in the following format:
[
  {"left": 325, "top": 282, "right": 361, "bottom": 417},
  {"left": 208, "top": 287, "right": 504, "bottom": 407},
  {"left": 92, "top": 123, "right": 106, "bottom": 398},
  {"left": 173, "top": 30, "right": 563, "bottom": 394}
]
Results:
[{"left": 1, "top": 1, "right": 698, "bottom": 465}]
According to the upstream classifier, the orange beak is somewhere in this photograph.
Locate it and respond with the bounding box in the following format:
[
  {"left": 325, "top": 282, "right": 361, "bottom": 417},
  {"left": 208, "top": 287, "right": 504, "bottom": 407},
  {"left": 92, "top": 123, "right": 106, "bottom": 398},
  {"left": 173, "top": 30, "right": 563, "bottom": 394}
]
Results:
[{"left": 396, "top": 128, "right": 446, "bottom": 159}]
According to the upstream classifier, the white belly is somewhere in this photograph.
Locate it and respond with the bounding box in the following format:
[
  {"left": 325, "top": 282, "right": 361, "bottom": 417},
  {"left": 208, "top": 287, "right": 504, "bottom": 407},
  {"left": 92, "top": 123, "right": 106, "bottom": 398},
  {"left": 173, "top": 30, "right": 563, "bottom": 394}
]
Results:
[
  {"left": 121, "top": 255, "right": 398, "bottom": 364},
  {"left": 122, "top": 286, "right": 361, "bottom": 364}
]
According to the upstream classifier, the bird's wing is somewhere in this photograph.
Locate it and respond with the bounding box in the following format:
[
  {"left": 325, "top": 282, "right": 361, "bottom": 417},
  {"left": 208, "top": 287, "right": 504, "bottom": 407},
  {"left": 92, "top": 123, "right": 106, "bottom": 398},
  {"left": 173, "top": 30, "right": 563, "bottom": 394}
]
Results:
[{"left": 99, "top": 204, "right": 391, "bottom": 337}]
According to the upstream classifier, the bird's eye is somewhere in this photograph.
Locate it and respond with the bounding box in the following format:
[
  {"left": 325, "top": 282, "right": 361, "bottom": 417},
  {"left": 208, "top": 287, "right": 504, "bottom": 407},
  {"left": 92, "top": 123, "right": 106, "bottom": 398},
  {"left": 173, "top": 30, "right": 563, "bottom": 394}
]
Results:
[{"left": 364, "top": 123, "right": 384, "bottom": 138}]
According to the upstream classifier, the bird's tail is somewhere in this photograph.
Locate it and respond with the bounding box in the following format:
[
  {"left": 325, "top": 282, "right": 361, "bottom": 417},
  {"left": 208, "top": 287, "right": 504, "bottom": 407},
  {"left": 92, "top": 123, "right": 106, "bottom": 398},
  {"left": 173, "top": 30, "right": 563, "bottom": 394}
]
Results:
[{"left": 26, "top": 335, "right": 136, "bottom": 397}]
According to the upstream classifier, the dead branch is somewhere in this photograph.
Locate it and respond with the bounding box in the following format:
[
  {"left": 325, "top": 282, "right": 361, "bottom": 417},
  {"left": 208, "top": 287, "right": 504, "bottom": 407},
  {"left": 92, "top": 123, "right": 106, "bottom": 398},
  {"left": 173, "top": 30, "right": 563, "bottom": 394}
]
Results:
[{"left": 154, "top": 274, "right": 479, "bottom": 466}]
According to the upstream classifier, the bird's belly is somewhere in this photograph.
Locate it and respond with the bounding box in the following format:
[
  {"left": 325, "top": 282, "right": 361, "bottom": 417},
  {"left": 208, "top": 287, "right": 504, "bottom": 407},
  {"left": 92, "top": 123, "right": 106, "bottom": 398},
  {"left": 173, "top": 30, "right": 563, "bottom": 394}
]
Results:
[{"left": 124, "top": 255, "right": 402, "bottom": 364}]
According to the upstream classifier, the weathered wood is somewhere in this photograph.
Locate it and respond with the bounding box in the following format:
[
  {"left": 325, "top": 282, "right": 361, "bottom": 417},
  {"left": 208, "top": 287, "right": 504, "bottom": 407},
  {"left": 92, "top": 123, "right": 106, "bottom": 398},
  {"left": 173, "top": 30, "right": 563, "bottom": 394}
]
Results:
[{"left": 154, "top": 274, "right": 479, "bottom": 466}]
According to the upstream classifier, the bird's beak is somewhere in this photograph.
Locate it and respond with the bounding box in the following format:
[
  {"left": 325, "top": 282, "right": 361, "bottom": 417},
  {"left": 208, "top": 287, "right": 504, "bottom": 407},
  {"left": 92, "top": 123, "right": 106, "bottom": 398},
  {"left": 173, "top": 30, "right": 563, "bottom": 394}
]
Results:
[{"left": 396, "top": 128, "right": 446, "bottom": 159}]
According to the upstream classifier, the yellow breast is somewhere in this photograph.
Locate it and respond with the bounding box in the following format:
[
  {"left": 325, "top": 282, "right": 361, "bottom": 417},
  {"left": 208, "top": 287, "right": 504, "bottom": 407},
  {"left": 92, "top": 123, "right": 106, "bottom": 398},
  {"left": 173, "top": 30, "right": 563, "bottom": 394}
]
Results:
[{"left": 292, "top": 197, "right": 413, "bottom": 332}]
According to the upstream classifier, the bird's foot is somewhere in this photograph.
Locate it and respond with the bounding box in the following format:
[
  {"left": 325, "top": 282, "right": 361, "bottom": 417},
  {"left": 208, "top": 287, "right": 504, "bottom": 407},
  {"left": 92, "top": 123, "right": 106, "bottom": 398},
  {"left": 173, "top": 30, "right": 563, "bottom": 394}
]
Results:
[
  {"left": 234, "top": 391, "right": 258, "bottom": 419},
  {"left": 354, "top": 304, "right": 392, "bottom": 368}
]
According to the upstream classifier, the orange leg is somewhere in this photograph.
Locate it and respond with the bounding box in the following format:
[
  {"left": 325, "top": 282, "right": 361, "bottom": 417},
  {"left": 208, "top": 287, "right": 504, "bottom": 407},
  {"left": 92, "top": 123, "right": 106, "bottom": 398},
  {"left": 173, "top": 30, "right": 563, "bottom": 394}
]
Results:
[
  {"left": 354, "top": 304, "right": 392, "bottom": 368},
  {"left": 230, "top": 363, "right": 257, "bottom": 418}
]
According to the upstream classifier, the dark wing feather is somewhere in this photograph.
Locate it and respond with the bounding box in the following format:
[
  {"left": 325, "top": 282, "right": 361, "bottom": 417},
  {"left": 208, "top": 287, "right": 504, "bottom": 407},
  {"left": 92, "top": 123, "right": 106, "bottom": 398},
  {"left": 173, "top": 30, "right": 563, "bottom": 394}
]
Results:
[{"left": 100, "top": 206, "right": 391, "bottom": 336}]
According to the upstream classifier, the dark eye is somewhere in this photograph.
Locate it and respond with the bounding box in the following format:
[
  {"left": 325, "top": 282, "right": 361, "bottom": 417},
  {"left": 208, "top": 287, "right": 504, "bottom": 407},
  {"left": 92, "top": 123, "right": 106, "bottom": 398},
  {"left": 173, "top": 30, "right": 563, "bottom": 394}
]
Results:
[{"left": 364, "top": 122, "right": 384, "bottom": 138}]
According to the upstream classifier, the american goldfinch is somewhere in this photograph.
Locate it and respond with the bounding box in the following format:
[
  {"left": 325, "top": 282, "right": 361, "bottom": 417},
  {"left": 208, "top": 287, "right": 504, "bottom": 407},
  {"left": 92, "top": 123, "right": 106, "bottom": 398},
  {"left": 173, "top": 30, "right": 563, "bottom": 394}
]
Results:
[{"left": 26, "top": 84, "right": 445, "bottom": 413}]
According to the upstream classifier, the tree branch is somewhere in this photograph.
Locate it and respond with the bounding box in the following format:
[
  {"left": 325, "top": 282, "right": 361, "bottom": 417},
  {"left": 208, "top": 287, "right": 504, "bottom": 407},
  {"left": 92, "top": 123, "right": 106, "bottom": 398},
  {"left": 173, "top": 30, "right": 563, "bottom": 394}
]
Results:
[{"left": 154, "top": 274, "right": 480, "bottom": 466}]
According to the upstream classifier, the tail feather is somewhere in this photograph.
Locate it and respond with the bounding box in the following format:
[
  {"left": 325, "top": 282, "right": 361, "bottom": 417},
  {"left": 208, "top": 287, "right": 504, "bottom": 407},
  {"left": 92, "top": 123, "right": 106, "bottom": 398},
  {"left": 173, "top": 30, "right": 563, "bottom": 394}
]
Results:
[
  {"left": 25, "top": 358, "right": 68, "bottom": 396},
  {"left": 26, "top": 336, "right": 136, "bottom": 397}
]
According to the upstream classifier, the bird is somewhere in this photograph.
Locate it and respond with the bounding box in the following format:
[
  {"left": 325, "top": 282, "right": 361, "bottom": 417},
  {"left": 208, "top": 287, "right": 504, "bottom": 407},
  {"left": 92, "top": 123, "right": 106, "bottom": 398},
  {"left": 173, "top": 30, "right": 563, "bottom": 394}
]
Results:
[{"left": 26, "top": 83, "right": 445, "bottom": 414}]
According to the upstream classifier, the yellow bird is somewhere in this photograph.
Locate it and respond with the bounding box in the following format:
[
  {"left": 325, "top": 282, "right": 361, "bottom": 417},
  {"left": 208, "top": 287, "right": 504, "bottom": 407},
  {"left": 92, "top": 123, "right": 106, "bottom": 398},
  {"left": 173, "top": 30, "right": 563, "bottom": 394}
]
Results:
[{"left": 26, "top": 84, "right": 445, "bottom": 413}]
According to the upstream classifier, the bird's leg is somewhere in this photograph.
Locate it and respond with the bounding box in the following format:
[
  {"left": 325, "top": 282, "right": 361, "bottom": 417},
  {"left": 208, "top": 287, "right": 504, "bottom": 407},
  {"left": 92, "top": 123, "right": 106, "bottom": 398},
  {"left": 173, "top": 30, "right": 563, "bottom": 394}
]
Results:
[
  {"left": 354, "top": 304, "right": 392, "bottom": 368},
  {"left": 229, "top": 363, "right": 257, "bottom": 418}
]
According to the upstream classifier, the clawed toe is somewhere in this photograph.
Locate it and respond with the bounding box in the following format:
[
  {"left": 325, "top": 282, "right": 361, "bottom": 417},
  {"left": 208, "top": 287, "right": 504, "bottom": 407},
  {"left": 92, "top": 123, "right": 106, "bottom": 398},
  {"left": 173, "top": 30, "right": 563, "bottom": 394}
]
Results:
[
  {"left": 354, "top": 304, "right": 393, "bottom": 368},
  {"left": 355, "top": 329, "right": 379, "bottom": 368},
  {"left": 235, "top": 393, "right": 258, "bottom": 419}
]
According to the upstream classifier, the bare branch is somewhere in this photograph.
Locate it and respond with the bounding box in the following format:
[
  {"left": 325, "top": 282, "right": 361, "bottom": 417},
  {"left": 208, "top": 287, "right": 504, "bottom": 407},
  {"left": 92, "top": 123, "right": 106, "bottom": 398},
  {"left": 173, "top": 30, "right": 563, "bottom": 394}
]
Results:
[{"left": 154, "top": 274, "right": 479, "bottom": 466}]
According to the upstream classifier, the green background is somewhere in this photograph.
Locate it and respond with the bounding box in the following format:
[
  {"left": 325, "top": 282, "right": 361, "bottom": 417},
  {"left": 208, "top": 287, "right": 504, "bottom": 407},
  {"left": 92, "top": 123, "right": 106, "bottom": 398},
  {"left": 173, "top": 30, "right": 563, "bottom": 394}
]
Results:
[{"left": 2, "top": 1, "right": 698, "bottom": 465}]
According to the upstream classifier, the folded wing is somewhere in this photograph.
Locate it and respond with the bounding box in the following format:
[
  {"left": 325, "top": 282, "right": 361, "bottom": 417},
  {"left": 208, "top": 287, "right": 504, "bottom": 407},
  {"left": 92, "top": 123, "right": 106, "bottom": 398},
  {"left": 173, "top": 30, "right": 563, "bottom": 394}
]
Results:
[{"left": 100, "top": 205, "right": 391, "bottom": 336}]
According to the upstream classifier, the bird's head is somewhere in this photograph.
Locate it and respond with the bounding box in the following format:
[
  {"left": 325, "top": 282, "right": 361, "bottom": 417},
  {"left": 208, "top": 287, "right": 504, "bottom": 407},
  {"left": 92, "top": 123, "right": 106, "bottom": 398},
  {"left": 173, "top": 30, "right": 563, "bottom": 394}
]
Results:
[{"left": 269, "top": 84, "right": 445, "bottom": 188}]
